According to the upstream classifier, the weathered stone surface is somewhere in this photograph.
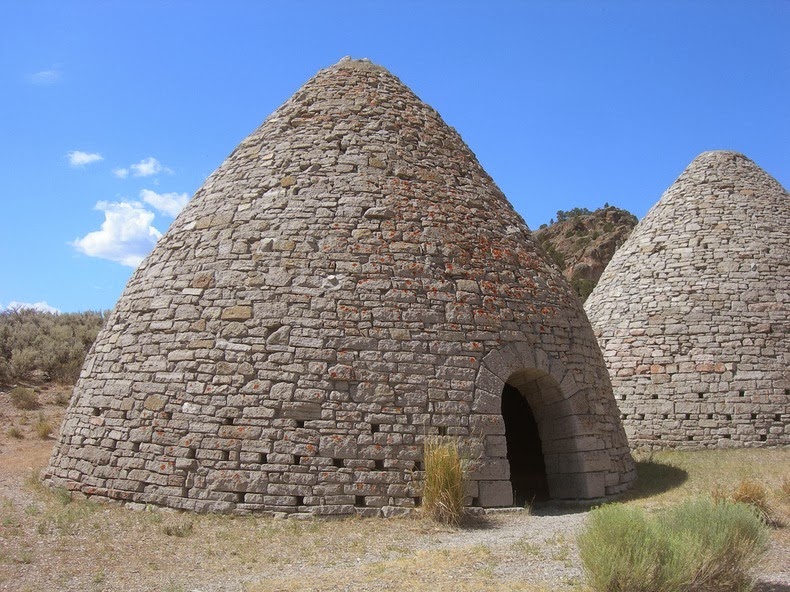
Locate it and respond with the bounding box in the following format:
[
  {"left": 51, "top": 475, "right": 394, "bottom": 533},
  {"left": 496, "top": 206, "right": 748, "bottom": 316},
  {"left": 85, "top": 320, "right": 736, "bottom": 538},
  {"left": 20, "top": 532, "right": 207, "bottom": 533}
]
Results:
[
  {"left": 586, "top": 151, "right": 789, "bottom": 449},
  {"left": 44, "top": 57, "right": 633, "bottom": 517},
  {"left": 478, "top": 480, "right": 514, "bottom": 507}
]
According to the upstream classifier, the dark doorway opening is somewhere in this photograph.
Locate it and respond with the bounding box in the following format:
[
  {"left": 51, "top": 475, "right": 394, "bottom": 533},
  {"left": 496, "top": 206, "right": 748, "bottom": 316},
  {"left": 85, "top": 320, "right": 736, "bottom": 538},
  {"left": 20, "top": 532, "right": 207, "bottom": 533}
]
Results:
[{"left": 502, "top": 383, "right": 549, "bottom": 504}]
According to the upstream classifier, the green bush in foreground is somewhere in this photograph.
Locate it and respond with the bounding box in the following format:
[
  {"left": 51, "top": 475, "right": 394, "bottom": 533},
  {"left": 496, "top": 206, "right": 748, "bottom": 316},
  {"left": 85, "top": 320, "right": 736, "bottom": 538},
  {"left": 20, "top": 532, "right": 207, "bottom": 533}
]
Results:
[
  {"left": 421, "top": 436, "right": 469, "bottom": 526},
  {"left": 578, "top": 498, "right": 769, "bottom": 592}
]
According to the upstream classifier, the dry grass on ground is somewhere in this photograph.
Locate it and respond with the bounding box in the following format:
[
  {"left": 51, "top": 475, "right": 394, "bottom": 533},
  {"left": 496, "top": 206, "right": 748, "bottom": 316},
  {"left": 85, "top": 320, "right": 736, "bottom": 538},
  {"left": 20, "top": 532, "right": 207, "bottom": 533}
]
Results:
[{"left": 0, "top": 387, "right": 788, "bottom": 591}]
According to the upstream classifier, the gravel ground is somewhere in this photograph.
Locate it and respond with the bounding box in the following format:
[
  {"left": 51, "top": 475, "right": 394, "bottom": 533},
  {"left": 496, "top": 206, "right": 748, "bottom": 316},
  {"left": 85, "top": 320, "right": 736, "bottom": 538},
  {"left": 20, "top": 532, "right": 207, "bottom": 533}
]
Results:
[{"left": 1, "top": 391, "right": 787, "bottom": 592}]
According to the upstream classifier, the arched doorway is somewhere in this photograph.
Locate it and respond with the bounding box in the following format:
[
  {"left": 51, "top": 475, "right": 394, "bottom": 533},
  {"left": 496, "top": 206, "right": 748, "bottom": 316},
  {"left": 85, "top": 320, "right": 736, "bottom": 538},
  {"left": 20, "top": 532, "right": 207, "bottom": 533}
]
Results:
[{"left": 502, "top": 382, "right": 550, "bottom": 504}]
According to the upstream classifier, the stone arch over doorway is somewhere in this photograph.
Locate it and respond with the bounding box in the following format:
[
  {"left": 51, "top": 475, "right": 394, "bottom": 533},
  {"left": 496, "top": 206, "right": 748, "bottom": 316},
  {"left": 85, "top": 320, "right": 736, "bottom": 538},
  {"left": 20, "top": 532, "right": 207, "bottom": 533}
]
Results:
[{"left": 470, "top": 343, "right": 617, "bottom": 506}]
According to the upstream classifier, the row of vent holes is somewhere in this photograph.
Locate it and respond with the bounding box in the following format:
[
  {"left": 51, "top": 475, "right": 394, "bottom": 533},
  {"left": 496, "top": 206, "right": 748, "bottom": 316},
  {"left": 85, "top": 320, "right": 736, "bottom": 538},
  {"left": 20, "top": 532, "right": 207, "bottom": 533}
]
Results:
[
  {"left": 623, "top": 413, "right": 780, "bottom": 421},
  {"left": 137, "top": 390, "right": 789, "bottom": 422},
  {"left": 92, "top": 408, "right": 131, "bottom": 420},
  {"left": 685, "top": 434, "right": 767, "bottom": 442},
  {"left": 352, "top": 496, "right": 423, "bottom": 508},
  {"left": 621, "top": 390, "right": 750, "bottom": 402},
  {"left": 620, "top": 413, "right": 782, "bottom": 421}
]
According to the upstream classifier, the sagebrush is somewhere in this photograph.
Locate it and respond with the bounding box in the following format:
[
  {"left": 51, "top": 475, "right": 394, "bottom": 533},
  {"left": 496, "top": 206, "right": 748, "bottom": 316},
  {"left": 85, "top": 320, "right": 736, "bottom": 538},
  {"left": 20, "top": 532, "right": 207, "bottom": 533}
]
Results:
[
  {"left": 10, "top": 386, "right": 39, "bottom": 410},
  {"left": 0, "top": 308, "right": 105, "bottom": 385},
  {"left": 578, "top": 498, "right": 768, "bottom": 592}
]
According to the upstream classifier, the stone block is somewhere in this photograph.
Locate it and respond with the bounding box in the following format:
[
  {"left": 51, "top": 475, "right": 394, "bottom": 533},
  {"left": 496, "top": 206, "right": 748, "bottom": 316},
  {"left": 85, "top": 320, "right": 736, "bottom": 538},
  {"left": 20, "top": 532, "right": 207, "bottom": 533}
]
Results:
[{"left": 478, "top": 480, "right": 513, "bottom": 507}]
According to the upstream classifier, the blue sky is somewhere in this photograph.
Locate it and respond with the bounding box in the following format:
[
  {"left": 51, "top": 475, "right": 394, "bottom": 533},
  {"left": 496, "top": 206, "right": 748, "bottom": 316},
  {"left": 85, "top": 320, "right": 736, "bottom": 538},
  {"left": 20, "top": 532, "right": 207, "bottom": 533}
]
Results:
[{"left": 1, "top": 1, "right": 787, "bottom": 313}]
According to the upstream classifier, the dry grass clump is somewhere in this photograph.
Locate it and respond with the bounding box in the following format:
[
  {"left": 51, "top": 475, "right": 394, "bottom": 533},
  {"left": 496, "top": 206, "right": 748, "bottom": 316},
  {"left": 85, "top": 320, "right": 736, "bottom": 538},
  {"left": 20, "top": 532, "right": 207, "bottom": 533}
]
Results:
[
  {"left": 578, "top": 498, "right": 769, "bottom": 592},
  {"left": 421, "top": 436, "right": 469, "bottom": 526},
  {"left": 34, "top": 415, "right": 53, "bottom": 439},
  {"left": 779, "top": 477, "right": 790, "bottom": 504},
  {"left": 9, "top": 386, "right": 39, "bottom": 410},
  {"left": 713, "top": 479, "right": 781, "bottom": 527},
  {"left": 161, "top": 514, "right": 194, "bottom": 537},
  {"left": 7, "top": 426, "right": 24, "bottom": 439}
]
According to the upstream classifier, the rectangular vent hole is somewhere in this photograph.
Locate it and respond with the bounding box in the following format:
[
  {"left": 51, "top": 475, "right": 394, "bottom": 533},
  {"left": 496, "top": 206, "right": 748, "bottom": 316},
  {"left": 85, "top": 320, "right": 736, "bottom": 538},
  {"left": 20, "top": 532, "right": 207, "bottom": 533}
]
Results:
[
  {"left": 414, "top": 461, "right": 424, "bottom": 471},
  {"left": 651, "top": 394, "right": 658, "bottom": 400},
  {"left": 739, "top": 390, "right": 746, "bottom": 397},
  {"left": 296, "top": 496, "right": 304, "bottom": 507},
  {"left": 355, "top": 495, "right": 366, "bottom": 507},
  {"left": 261, "top": 453, "right": 268, "bottom": 464},
  {"left": 751, "top": 413, "right": 758, "bottom": 420},
  {"left": 333, "top": 458, "right": 344, "bottom": 468},
  {"left": 697, "top": 393, "right": 704, "bottom": 399},
  {"left": 236, "top": 492, "right": 244, "bottom": 503},
  {"left": 687, "top": 436, "right": 694, "bottom": 441},
  {"left": 186, "top": 447, "right": 196, "bottom": 459},
  {"left": 221, "top": 450, "right": 229, "bottom": 461},
  {"left": 223, "top": 417, "right": 233, "bottom": 425},
  {"left": 293, "top": 455, "right": 300, "bottom": 465},
  {"left": 437, "top": 426, "right": 447, "bottom": 436},
  {"left": 759, "top": 434, "right": 767, "bottom": 441},
  {"left": 775, "top": 414, "right": 782, "bottom": 421},
  {"left": 707, "top": 414, "right": 713, "bottom": 419},
  {"left": 726, "top": 414, "right": 732, "bottom": 420},
  {"left": 370, "top": 424, "right": 380, "bottom": 433},
  {"left": 131, "top": 442, "right": 140, "bottom": 452},
  {"left": 374, "top": 459, "right": 385, "bottom": 470},
  {"left": 296, "top": 420, "right": 305, "bottom": 429},
  {"left": 723, "top": 434, "right": 732, "bottom": 439}
]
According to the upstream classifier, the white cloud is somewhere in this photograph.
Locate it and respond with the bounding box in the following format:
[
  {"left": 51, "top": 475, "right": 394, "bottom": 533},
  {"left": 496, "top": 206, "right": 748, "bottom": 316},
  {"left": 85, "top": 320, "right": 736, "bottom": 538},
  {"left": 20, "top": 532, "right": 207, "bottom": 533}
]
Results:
[
  {"left": 2, "top": 301, "right": 61, "bottom": 314},
  {"left": 28, "top": 69, "right": 62, "bottom": 85},
  {"left": 68, "top": 150, "right": 104, "bottom": 167},
  {"left": 113, "top": 167, "right": 129, "bottom": 179},
  {"left": 71, "top": 201, "right": 162, "bottom": 267},
  {"left": 130, "top": 157, "right": 171, "bottom": 177},
  {"left": 140, "top": 189, "right": 189, "bottom": 217}
]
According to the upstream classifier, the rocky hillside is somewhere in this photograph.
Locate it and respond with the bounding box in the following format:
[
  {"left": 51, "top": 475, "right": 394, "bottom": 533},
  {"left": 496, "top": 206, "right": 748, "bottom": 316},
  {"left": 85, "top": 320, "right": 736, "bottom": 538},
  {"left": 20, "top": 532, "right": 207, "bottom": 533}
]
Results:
[{"left": 534, "top": 206, "right": 638, "bottom": 301}]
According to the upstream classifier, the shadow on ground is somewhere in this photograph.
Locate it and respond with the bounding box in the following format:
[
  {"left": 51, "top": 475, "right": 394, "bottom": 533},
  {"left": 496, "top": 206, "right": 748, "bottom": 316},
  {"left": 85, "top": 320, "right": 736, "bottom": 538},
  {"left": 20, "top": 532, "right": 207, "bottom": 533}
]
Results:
[
  {"left": 463, "top": 458, "right": 689, "bottom": 526},
  {"left": 621, "top": 458, "right": 689, "bottom": 501}
]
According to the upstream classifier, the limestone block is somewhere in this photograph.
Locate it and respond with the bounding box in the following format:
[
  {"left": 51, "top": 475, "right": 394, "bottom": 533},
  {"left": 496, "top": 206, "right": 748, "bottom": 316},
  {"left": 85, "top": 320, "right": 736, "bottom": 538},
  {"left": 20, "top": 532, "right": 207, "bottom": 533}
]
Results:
[{"left": 478, "top": 480, "right": 513, "bottom": 507}]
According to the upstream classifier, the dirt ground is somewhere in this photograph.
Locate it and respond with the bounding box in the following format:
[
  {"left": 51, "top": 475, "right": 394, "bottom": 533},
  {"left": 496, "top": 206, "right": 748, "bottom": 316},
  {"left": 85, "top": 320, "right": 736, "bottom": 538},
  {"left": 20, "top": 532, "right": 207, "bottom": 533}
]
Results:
[{"left": 1, "top": 384, "right": 788, "bottom": 591}]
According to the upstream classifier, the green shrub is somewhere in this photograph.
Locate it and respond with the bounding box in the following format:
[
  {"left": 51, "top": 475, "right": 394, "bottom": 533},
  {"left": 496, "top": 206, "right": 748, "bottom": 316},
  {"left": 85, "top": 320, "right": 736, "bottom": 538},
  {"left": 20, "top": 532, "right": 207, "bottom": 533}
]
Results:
[
  {"left": 421, "top": 436, "right": 469, "bottom": 526},
  {"left": 0, "top": 308, "right": 105, "bottom": 385},
  {"left": 578, "top": 504, "right": 662, "bottom": 592},
  {"left": 544, "top": 244, "right": 565, "bottom": 269},
  {"left": 10, "top": 386, "right": 39, "bottom": 410},
  {"left": 571, "top": 276, "right": 597, "bottom": 301},
  {"left": 578, "top": 498, "right": 769, "bottom": 592}
]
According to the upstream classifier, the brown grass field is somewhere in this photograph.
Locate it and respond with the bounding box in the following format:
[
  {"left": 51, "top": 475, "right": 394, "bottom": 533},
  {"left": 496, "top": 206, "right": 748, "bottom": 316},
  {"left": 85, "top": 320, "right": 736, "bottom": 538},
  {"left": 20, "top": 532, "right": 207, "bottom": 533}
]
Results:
[{"left": 1, "top": 385, "right": 788, "bottom": 591}]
